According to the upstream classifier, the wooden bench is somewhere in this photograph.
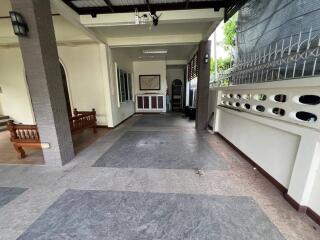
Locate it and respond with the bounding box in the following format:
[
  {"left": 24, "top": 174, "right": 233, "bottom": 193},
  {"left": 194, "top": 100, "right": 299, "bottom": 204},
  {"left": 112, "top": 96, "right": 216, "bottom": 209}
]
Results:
[{"left": 7, "top": 108, "right": 97, "bottom": 159}]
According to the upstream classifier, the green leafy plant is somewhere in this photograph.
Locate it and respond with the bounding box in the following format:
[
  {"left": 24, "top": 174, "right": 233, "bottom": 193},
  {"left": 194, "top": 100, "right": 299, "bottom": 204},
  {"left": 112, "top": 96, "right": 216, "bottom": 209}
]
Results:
[
  {"left": 224, "top": 14, "right": 237, "bottom": 49},
  {"left": 210, "top": 57, "right": 232, "bottom": 73},
  {"left": 210, "top": 14, "right": 237, "bottom": 84}
]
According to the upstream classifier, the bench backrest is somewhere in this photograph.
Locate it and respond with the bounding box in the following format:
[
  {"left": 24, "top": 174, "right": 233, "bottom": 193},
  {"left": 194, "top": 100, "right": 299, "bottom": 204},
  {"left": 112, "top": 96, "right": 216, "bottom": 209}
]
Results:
[
  {"left": 7, "top": 120, "right": 40, "bottom": 143},
  {"left": 69, "top": 109, "right": 97, "bottom": 134},
  {"left": 7, "top": 109, "right": 97, "bottom": 143}
]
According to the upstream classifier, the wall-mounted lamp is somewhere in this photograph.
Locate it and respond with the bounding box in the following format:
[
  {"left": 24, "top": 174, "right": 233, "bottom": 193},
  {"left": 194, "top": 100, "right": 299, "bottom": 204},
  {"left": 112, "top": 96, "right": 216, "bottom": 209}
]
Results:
[
  {"left": 204, "top": 53, "right": 210, "bottom": 64},
  {"left": 9, "top": 11, "right": 29, "bottom": 37}
]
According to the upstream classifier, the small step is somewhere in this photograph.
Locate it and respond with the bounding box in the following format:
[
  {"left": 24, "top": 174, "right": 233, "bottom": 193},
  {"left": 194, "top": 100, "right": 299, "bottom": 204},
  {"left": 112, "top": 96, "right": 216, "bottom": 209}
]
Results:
[
  {"left": 0, "top": 115, "right": 9, "bottom": 121},
  {"left": 0, "top": 125, "right": 7, "bottom": 132},
  {"left": 0, "top": 116, "right": 10, "bottom": 132}
]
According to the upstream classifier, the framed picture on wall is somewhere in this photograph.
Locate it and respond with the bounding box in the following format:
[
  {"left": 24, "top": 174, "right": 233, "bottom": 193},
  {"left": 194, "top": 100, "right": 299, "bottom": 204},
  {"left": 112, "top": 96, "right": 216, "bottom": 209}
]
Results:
[{"left": 139, "top": 75, "right": 161, "bottom": 90}]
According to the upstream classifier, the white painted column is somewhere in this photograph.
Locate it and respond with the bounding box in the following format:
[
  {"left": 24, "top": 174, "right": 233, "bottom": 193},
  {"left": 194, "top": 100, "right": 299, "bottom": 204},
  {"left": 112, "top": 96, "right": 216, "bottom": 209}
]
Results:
[
  {"left": 99, "top": 44, "right": 115, "bottom": 128},
  {"left": 213, "top": 31, "right": 218, "bottom": 81},
  {"left": 287, "top": 135, "right": 320, "bottom": 206},
  {"left": 212, "top": 89, "right": 222, "bottom": 132}
]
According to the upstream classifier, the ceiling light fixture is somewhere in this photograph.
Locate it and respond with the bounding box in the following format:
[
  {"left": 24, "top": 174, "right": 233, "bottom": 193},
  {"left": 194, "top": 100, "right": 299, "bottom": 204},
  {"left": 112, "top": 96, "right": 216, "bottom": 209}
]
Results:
[
  {"left": 135, "top": 8, "right": 149, "bottom": 25},
  {"left": 143, "top": 49, "right": 168, "bottom": 54},
  {"left": 150, "top": 11, "right": 162, "bottom": 26},
  {"left": 138, "top": 55, "right": 155, "bottom": 59}
]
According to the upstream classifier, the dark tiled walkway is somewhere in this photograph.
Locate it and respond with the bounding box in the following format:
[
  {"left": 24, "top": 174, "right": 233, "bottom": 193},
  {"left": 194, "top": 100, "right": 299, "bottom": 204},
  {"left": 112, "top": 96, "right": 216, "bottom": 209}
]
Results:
[
  {"left": 18, "top": 190, "right": 284, "bottom": 240},
  {"left": 93, "top": 130, "right": 227, "bottom": 170},
  {"left": 17, "top": 114, "right": 283, "bottom": 239},
  {"left": 0, "top": 187, "right": 27, "bottom": 209},
  {"left": 133, "top": 114, "right": 194, "bottom": 128}
]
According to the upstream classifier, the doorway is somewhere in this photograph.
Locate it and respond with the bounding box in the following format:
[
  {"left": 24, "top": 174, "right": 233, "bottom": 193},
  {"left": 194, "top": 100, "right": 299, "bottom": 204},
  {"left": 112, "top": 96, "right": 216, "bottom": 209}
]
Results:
[
  {"left": 171, "top": 79, "right": 183, "bottom": 111},
  {"left": 60, "top": 63, "right": 72, "bottom": 118}
]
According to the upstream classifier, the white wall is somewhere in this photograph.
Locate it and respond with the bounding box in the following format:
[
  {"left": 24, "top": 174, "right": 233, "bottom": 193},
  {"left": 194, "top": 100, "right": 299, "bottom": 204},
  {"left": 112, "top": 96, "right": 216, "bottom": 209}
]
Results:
[
  {"left": 133, "top": 61, "right": 167, "bottom": 95},
  {"left": 210, "top": 78, "right": 320, "bottom": 218},
  {"left": 58, "top": 44, "right": 108, "bottom": 125},
  {"left": 103, "top": 59, "right": 170, "bottom": 126},
  {"left": 308, "top": 142, "right": 320, "bottom": 216},
  {"left": 208, "top": 88, "right": 218, "bottom": 126},
  {"left": 217, "top": 109, "right": 300, "bottom": 187},
  {"left": 0, "top": 48, "right": 35, "bottom": 124},
  {"left": 0, "top": 97, "right": 3, "bottom": 115},
  {"left": 0, "top": 44, "right": 109, "bottom": 125},
  {"left": 103, "top": 47, "right": 135, "bottom": 127}
]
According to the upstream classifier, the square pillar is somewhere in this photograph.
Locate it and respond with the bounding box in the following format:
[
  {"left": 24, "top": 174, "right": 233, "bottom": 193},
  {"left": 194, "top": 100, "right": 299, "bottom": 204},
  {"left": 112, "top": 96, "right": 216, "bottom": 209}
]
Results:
[
  {"left": 196, "top": 40, "right": 211, "bottom": 130},
  {"left": 10, "top": 0, "right": 74, "bottom": 166},
  {"left": 286, "top": 136, "right": 320, "bottom": 208}
]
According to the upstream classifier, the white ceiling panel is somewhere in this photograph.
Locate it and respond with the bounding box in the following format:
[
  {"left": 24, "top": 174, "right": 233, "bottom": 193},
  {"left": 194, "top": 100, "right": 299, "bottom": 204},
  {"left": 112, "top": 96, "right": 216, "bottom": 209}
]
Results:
[
  {"left": 111, "top": 44, "right": 196, "bottom": 61},
  {"left": 94, "top": 22, "right": 211, "bottom": 38}
]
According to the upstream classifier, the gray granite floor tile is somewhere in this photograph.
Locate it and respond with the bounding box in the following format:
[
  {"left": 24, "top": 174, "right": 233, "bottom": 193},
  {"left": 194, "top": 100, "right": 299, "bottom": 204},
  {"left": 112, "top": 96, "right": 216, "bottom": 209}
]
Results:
[
  {"left": 17, "top": 189, "right": 284, "bottom": 240},
  {"left": 134, "top": 114, "right": 194, "bottom": 128},
  {"left": 0, "top": 187, "right": 27, "bottom": 208},
  {"left": 93, "top": 131, "right": 227, "bottom": 170}
]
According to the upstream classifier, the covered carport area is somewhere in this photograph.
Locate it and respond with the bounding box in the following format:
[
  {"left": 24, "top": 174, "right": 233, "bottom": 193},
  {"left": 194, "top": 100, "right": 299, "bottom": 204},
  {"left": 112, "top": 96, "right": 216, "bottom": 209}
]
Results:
[
  {"left": 75, "top": 1, "right": 225, "bottom": 130},
  {"left": 0, "top": 0, "right": 319, "bottom": 239}
]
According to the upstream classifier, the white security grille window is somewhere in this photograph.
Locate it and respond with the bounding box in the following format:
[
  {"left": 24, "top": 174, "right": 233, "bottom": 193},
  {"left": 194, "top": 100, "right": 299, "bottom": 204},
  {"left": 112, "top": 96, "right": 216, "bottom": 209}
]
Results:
[{"left": 117, "top": 67, "right": 133, "bottom": 103}]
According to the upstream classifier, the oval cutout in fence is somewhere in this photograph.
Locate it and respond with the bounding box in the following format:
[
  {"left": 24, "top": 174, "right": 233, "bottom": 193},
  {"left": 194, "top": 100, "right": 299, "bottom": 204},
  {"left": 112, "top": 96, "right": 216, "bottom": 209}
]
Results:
[
  {"left": 229, "top": 94, "right": 234, "bottom": 98},
  {"left": 256, "top": 105, "right": 265, "bottom": 112},
  {"left": 254, "top": 94, "right": 267, "bottom": 101},
  {"left": 243, "top": 103, "right": 251, "bottom": 110},
  {"left": 274, "top": 94, "right": 287, "bottom": 102},
  {"left": 296, "top": 111, "right": 317, "bottom": 122},
  {"left": 299, "top": 95, "right": 320, "bottom": 105},
  {"left": 234, "top": 102, "right": 241, "bottom": 107},
  {"left": 272, "top": 108, "right": 285, "bottom": 116},
  {"left": 242, "top": 94, "right": 250, "bottom": 100},
  {"left": 236, "top": 94, "right": 241, "bottom": 99}
]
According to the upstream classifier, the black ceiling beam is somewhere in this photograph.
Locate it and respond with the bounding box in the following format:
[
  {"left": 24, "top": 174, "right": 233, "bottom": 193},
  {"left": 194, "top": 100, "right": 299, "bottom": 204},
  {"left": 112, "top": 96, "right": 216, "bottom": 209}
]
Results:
[
  {"left": 145, "top": 0, "right": 151, "bottom": 12},
  {"left": 103, "top": 0, "right": 114, "bottom": 13},
  {"left": 0, "top": 13, "right": 60, "bottom": 19},
  {"left": 62, "top": 0, "right": 79, "bottom": 13},
  {"left": 62, "top": 1, "right": 226, "bottom": 15},
  {"left": 185, "top": 0, "right": 190, "bottom": 9},
  {"left": 224, "top": 0, "right": 249, "bottom": 22},
  {"left": 145, "top": 0, "right": 156, "bottom": 15}
]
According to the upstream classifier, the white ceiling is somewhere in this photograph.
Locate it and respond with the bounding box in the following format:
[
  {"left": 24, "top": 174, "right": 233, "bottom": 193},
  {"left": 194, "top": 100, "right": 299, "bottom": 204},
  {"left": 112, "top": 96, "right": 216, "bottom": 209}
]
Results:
[
  {"left": 71, "top": 0, "right": 213, "bottom": 8},
  {"left": 111, "top": 44, "right": 196, "bottom": 61},
  {"left": 93, "top": 21, "right": 211, "bottom": 38},
  {"left": 108, "top": 0, "right": 212, "bottom": 6},
  {"left": 80, "top": 8, "right": 223, "bottom": 46},
  {"left": 0, "top": 0, "right": 222, "bottom": 60},
  {"left": 0, "top": 15, "right": 91, "bottom": 45},
  {"left": 0, "top": 0, "right": 11, "bottom": 17},
  {"left": 0, "top": 0, "right": 59, "bottom": 17},
  {"left": 0, "top": 0, "right": 90, "bottom": 45}
]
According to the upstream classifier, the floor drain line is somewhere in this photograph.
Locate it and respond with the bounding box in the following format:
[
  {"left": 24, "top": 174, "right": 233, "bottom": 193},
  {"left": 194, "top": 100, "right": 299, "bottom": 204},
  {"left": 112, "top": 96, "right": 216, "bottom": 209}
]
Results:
[{"left": 194, "top": 168, "right": 205, "bottom": 177}]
